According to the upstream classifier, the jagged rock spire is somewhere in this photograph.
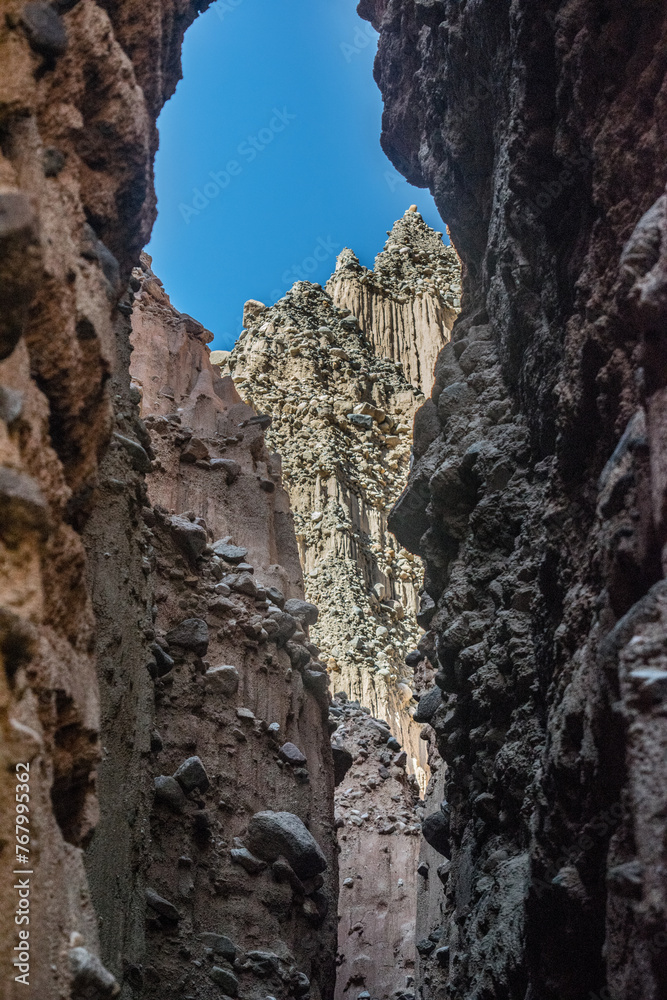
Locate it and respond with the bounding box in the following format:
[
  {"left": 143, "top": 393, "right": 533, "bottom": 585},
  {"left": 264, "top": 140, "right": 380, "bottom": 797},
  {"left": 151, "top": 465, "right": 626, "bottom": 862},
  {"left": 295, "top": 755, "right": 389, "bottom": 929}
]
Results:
[{"left": 327, "top": 209, "right": 461, "bottom": 393}]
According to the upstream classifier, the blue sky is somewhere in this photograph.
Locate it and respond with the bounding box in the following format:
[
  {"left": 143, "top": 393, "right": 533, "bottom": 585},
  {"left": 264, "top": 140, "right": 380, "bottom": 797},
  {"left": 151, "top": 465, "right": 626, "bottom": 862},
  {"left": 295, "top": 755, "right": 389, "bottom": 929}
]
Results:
[{"left": 146, "top": 0, "right": 444, "bottom": 350}]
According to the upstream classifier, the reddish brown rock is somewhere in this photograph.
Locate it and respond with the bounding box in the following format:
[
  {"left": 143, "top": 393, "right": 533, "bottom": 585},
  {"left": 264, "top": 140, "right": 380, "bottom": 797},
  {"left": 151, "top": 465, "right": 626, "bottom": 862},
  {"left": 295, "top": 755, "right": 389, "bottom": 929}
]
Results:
[{"left": 331, "top": 696, "right": 422, "bottom": 1000}]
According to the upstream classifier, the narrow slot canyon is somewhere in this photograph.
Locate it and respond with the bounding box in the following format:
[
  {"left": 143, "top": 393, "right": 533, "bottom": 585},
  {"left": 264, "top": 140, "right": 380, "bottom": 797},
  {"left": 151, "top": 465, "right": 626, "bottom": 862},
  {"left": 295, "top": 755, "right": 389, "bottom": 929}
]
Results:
[{"left": 1, "top": 2, "right": 667, "bottom": 1000}]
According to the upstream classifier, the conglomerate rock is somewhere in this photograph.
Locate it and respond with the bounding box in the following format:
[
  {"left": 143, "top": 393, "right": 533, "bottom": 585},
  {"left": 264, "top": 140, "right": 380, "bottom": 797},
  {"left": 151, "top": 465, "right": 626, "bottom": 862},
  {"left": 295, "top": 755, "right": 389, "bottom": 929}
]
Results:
[
  {"left": 326, "top": 209, "right": 460, "bottom": 394},
  {"left": 360, "top": 1, "right": 667, "bottom": 999},
  {"left": 220, "top": 212, "right": 460, "bottom": 792}
]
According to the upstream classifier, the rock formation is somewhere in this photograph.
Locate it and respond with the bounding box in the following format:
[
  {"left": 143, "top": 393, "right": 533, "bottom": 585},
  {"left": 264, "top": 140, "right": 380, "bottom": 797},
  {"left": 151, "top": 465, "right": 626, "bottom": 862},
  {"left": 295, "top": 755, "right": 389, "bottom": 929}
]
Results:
[
  {"left": 219, "top": 257, "right": 428, "bottom": 782},
  {"left": 330, "top": 695, "right": 422, "bottom": 1000},
  {"left": 215, "top": 219, "right": 461, "bottom": 1000},
  {"left": 0, "top": 1, "right": 213, "bottom": 995},
  {"left": 361, "top": 1, "right": 667, "bottom": 999},
  {"left": 0, "top": 4, "right": 334, "bottom": 997},
  {"left": 326, "top": 210, "right": 460, "bottom": 394},
  {"left": 2, "top": 1, "right": 667, "bottom": 999},
  {"left": 114, "top": 256, "right": 338, "bottom": 1000}
]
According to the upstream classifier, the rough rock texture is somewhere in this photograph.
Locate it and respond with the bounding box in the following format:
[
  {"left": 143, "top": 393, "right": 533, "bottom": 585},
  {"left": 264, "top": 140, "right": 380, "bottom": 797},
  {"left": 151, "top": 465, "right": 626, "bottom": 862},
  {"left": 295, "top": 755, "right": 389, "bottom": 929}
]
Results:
[
  {"left": 0, "top": 1, "right": 210, "bottom": 995},
  {"left": 330, "top": 695, "right": 422, "bottom": 1000},
  {"left": 327, "top": 210, "right": 460, "bottom": 394},
  {"left": 361, "top": 1, "right": 667, "bottom": 999},
  {"left": 130, "top": 253, "right": 304, "bottom": 594},
  {"left": 218, "top": 222, "right": 459, "bottom": 789},
  {"left": 117, "top": 265, "right": 339, "bottom": 1000}
]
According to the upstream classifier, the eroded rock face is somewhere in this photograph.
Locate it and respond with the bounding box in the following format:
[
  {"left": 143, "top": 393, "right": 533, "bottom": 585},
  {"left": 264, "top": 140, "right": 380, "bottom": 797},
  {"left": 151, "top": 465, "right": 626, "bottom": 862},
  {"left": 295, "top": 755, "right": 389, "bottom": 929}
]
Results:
[
  {"left": 121, "top": 264, "right": 338, "bottom": 1000},
  {"left": 218, "top": 224, "right": 460, "bottom": 791},
  {"left": 0, "top": 1, "right": 210, "bottom": 994},
  {"left": 327, "top": 210, "right": 460, "bottom": 395},
  {"left": 330, "top": 695, "right": 423, "bottom": 1000},
  {"left": 361, "top": 1, "right": 667, "bottom": 998}
]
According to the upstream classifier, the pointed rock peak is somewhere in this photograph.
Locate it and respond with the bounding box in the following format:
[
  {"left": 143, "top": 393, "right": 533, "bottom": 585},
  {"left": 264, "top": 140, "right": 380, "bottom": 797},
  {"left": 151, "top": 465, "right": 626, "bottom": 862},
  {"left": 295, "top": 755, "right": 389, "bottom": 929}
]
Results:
[
  {"left": 371, "top": 211, "right": 459, "bottom": 294},
  {"left": 335, "top": 247, "right": 362, "bottom": 273},
  {"left": 243, "top": 299, "right": 267, "bottom": 327},
  {"left": 381, "top": 208, "right": 445, "bottom": 258}
]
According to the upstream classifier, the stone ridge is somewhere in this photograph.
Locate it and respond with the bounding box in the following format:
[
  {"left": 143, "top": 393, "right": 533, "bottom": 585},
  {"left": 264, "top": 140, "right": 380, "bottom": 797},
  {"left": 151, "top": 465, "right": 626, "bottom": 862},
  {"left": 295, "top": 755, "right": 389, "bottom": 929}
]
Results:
[
  {"left": 220, "top": 278, "right": 432, "bottom": 788},
  {"left": 327, "top": 209, "right": 461, "bottom": 393}
]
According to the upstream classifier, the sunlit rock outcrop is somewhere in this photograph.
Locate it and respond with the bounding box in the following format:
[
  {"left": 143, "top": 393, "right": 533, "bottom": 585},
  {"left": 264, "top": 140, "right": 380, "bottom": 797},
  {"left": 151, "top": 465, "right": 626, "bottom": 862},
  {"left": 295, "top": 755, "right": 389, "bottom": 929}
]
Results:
[
  {"left": 327, "top": 210, "right": 460, "bottom": 394},
  {"left": 219, "top": 218, "right": 461, "bottom": 790}
]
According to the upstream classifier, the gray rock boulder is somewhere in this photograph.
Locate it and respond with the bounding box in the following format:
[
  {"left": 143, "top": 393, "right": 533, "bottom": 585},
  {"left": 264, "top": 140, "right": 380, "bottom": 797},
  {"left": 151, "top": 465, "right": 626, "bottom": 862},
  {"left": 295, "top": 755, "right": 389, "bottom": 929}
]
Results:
[
  {"left": 212, "top": 541, "right": 248, "bottom": 563},
  {"left": 209, "top": 966, "right": 239, "bottom": 995},
  {"left": 246, "top": 810, "right": 327, "bottom": 879},
  {"left": 204, "top": 664, "right": 239, "bottom": 696},
  {"left": 173, "top": 756, "right": 210, "bottom": 793},
  {"left": 167, "top": 514, "right": 207, "bottom": 562},
  {"left": 200, "top": 933, "right": 236, "bottom": 961},
  {"left": 145, "top": 888, "right": 180, "bottom": 922},
  {"left": 284, "top": 598, "right": 319, "bottom": 626},
  {"left": 165, "top": 618, "right": 209, "bottom": 656},
  {"left": 279, "top": 742, "right": 307, "bottom": 765},
  {"left": 153, "top": 775, "right": 188, "bottom": 813}
]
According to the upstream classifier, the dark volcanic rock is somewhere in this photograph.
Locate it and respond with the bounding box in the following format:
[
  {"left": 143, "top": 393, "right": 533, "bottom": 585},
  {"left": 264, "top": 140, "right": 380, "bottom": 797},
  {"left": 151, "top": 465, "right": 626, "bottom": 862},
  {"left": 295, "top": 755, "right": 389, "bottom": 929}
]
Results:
[
  {"left": 362, "top": 2, "right": 667, "bottom": 998},
  {"left": 413, "top": 687, "right": 441, "bottom": 724},
  {"left": 421, "top": 811, "right": 450, "bottom": 859},
  {"left": 331, "top": 744, "right": 354, "bottom": 786}
]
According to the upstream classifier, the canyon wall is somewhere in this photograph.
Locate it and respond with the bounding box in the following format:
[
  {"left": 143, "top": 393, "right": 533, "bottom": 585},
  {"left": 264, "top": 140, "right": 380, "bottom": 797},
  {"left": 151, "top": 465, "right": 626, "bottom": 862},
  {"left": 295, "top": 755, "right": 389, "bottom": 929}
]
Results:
[
  {"left": 360, "top": 1, "right": 667, "bottom": 999},
  {"left": 108, "top": 259, "right": 338, "bottom": 1000},
  {"left": 0, "top": 1, "right": 212, "bottom": 996},
  {"left": 0, "top": 3, "right": 340, "bottom": 998}
]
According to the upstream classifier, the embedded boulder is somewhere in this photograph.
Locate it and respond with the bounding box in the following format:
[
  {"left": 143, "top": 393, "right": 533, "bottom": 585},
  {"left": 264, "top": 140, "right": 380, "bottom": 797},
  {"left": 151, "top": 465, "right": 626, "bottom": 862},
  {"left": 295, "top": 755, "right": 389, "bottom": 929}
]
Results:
[{"left": 246, "top": 811, "right": 327, "bottom": 879}]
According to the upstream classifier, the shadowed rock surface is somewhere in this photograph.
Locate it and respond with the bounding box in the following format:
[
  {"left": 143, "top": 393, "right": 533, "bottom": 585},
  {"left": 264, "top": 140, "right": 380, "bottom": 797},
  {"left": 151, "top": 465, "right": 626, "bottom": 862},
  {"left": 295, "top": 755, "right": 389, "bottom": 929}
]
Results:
[{"left": 360, "top": 0, "right": 667, "bottom": 998}]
